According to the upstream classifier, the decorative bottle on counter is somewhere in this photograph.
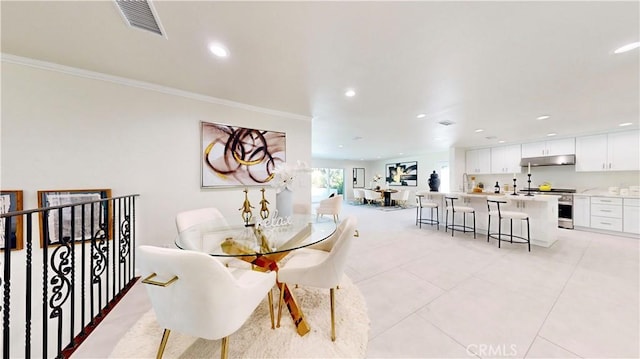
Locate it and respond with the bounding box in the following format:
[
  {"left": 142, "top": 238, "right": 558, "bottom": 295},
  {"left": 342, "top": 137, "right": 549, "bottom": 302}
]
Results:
[
  {"left": 494, "top": 181, "right": 500, "bottom": 194},
  {"left": 428, "top": 170, "right": 440, "bottom": 192}
]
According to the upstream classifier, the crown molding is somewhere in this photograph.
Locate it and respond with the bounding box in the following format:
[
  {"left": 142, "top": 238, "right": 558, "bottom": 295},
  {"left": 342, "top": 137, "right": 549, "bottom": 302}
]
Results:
[{"left": 1, "top": 53, "right": 311, "bottom": 122}]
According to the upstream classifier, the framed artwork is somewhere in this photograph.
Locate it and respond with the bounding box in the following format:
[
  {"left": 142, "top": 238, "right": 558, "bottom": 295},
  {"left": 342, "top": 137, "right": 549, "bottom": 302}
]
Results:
[
  {"left": 0, "top": 190, "right": 24, "bottom": 251},
  {"left": 37, "top": 189, "right": 112, "bottom": 247},
  {"left": 385, "top": 161, "right": 418, "bottom": 186},
  {"left": 201, "top": 121, "right": 286, "bottom": 188}
]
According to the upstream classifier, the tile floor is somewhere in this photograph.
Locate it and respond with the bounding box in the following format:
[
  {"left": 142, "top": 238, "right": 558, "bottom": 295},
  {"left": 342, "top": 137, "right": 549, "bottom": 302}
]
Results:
[{"left": 73, "top": 203, "right": 639, "bottom": 358}]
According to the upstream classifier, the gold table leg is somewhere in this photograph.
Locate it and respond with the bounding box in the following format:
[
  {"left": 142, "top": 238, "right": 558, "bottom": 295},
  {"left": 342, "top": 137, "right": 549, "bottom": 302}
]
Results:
[
  {"left": 277, "top": 280, "right": 311, "bottom": 336},
  {"left": 221, "top": 241, "right": 311, "bottom": 336}
]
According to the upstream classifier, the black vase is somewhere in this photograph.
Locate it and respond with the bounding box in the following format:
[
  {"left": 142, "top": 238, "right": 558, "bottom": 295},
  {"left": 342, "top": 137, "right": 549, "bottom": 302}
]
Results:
[{"left": 428, "top": 170, "right": 440, "bottom": 192}]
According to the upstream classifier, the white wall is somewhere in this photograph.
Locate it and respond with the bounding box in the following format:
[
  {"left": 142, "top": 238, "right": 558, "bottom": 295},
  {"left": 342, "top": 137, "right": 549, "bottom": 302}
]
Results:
[{"left": 1, "top": 61, "right": 312, "bottom": 247}]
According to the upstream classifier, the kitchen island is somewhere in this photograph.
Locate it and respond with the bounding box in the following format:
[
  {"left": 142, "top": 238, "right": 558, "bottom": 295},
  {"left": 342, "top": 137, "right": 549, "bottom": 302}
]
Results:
[{"left": 417, "top": 192, "right": 559, "bottom": 247}]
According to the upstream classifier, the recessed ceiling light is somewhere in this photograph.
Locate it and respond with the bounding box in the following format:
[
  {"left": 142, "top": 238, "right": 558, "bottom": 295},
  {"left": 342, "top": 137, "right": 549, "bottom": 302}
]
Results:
[
  {"left": 399, "top": 152, "right": 404, "bottom": 155},
  {"left": 416, "top": 114, "right": 426, "bottom": 119},
  {"left": 498, "top": 140, "right": 505, "bottom": 143},
  {"left": 619, "top": 122, "right": 633, "bottom": 127},
  {"left": 614, "top": 42, "right": 640, "bottom": 54},
  {"left": 547, "top": 133, "right": 557, "bottom": 137},
  {"left": 338, "top": 144, "right": 343, "bottom": 148},
  {"left": 537, "top": 115, "right": 550, "bottom": 120},
  {"left": 360, "top": 158, "right": 364, "bottom": 161},
  {"left": 475, "top": 129, "right": 484, "bottom": 133},
  {"left": 345, "top": 89, "right": 356, "bottom": 97},
  {"left": 208, "top": 43, "right": 229, "bottom": 58}
]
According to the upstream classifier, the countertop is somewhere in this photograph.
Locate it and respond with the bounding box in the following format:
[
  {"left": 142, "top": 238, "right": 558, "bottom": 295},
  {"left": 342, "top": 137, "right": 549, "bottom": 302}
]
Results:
[
  {"left": 418, "top": 192, "right": 557, "bottom": 202},
  {"left": 573, "top": 191, "right": 639, "bottom": 199}
]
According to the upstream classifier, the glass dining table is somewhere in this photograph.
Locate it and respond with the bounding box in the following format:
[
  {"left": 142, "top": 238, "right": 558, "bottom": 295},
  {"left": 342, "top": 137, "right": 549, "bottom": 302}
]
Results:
[{"left": 174, "top": 215, "right": 337, "bottom": 336}]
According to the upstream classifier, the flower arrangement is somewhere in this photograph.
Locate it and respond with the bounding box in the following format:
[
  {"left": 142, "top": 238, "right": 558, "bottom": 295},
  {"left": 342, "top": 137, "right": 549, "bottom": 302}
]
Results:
[{"left": 270, "top": 160, "right": 309, "bottom": 193}]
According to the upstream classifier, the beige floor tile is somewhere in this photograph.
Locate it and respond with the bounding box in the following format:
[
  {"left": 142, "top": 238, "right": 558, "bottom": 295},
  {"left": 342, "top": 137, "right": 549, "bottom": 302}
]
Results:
[
  {"left": 366, "top": 315, "right": 469, "bottom": 358},
  {"left": 525, "top": 336, "right": 581, "bottom": 358},
  {"left": 417, "top": 277, "right": 553, "bottom": 358}
]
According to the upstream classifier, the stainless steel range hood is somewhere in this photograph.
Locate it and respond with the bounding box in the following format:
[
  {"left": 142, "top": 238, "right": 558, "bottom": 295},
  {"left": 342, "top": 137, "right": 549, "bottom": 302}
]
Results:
[{"left": 520, "top": 154, "right": 576, "bottom": 167}]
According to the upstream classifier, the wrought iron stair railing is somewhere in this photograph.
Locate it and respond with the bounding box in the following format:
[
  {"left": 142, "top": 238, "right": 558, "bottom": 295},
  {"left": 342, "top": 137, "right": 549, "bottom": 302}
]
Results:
[{"left": 1, "top": 194, "right": 140, "bottom": 358}]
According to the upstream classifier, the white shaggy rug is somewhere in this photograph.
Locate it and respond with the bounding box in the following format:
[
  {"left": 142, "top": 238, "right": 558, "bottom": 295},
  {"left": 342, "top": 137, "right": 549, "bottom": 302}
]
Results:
[{"left": 109, "top": 276, "right": 369, "bottom": 358}]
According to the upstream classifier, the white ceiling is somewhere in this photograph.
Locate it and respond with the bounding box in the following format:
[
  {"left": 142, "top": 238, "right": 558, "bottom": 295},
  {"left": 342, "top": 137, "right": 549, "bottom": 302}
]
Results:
[{"left": 2, "top": 1, "right": 638, "bottom": 161}]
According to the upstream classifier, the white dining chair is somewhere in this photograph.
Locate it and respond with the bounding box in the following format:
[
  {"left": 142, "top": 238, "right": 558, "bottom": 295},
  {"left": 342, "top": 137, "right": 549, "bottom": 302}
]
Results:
[
  {"left": 138, "top": 245, "right": 276, "bottom": 359},
  {"left": 364, "top": 189, "right": 382, "bottom": 206},
  {"left": 315, "top": 195, "right": 343, "bottom": 222},
  {"left": 353, "top": 188, "right": 365, "bottom": 205},
  {"left": 276, "top": 216, "right": 358, "bottom": 341},
  {"left": 391, "top": 189, "right": 410, "bottom": 207},
  {"left": 175, "top": 207, "right": 239, "bottom": 266}
]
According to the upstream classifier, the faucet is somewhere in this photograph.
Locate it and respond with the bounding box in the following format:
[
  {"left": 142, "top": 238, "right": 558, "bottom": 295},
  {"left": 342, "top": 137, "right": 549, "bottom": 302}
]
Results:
[{"left": 462, "top": 173, "right": 469, "bottom": 193}]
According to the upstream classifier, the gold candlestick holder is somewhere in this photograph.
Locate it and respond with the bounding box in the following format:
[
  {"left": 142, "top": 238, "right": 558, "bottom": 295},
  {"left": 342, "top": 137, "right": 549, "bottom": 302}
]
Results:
[
  {"left": 259, "top": 187, "right": 270, "bottom": 220},
  {"left": 239, "top": 188, "right": 254, "bottom": 226}
]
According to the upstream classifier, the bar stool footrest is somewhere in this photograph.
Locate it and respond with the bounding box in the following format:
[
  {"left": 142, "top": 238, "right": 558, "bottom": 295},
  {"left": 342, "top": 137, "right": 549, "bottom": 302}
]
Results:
[
  {"left": 418, "top": 218, "right": 439, "bottom": 226},
  {"left": 488, "top": 233, "right": 530, "bottom": 244},
  {"left": 446, "top": 224, "right": 474, "bottom": 233}
]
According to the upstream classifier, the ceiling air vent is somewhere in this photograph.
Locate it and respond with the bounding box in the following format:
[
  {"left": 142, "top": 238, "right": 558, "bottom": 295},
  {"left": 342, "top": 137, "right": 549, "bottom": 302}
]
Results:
[
  {"left": 115, "top": 0, "right": 165, "bottom": 37},
  {"left": 438, "top": 120, "right": 455, "bottom": 126}
]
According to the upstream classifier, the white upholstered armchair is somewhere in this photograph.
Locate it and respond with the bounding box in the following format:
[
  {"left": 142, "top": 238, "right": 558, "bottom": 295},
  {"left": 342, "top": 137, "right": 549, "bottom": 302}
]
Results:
[
  {"left": 276, "top": 216, "right": 358, "bottom": 341},
  {"left": 315, "top": 195, "right": 343, "bottom": 222},
  {"left": 138, "top": 245, "right": 276, "bottom": 359},
  {"left": 175, "top": 207, "right": 241, "bottom": 267}
]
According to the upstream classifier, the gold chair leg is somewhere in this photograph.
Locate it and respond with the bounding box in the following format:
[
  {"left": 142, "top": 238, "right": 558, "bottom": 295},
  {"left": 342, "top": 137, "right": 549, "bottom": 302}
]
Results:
[
  {"left": 277, "top": 282, "right": 285, "bottom": 328},
  {"left": 330, "top": 288, "right": 336, "bottom": 341},
  {"left": 156, "top": 328, "right": 171, "bottom": 359},
  {"left": 220, "top": 336, "right": 229, "bottom": 359},
  {"left": 268, "top": 289, "right": 275, "bottom": 329}
]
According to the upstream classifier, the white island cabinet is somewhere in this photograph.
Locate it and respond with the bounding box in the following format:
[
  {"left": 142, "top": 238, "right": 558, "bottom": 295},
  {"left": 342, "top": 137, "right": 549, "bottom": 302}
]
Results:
[{"left": 444, "top": 193, "right": 559, "bottom": 247}]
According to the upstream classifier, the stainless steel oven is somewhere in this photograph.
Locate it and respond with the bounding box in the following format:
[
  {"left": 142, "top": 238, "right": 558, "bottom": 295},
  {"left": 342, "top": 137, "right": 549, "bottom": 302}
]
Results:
[
  {"left": 556, "top": 193, "right": 574, "bottom": 229},
  {"left": 520, "top": 188, "right": 575, "bottom": 229}
]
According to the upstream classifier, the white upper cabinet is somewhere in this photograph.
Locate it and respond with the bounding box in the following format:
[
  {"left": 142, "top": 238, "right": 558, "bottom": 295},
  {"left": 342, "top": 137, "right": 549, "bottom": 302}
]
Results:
[
  {"left": 491, "top": 144, "right": 522, "bottom": 174},
  {"left": 465, "top": 148, "right": 491, "bottom": 174},
  {"left": 521, "top": 138, "right": 575, "bottom": 158},
  {"left": 608, "top": 130, "right": 640, "bottom": 171},
  {"left": 575, "top": 134, "right": 608, "bottom": 171},
  {"left": 576, "top": 130, "right": 639, "bottom": 172}
]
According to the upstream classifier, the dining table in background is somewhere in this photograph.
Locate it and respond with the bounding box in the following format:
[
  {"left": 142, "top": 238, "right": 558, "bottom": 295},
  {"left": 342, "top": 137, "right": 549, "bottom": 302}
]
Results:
[{"left": 376, "top": 188, "right": 398, "bottom": 206}]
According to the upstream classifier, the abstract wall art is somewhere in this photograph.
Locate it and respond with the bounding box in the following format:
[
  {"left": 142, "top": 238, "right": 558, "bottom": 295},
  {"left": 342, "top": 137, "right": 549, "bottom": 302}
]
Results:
[
  {"left": 385, "top": 161, "right": 418, "bottom": 186},
  {"left": 201, "top": 121, "right": 286, "bottom": 187}
]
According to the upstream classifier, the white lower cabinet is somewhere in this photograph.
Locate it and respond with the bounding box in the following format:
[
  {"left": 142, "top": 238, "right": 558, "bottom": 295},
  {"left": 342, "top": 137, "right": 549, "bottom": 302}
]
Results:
[
  {"left": 590, "top": 197, "right": 623, "bottom": 232},
  {"left": 573, "top": 195, "right": 590, "bottom": 227},
  {"left": 623, "top": 198, "right": 640, "bottom": 234}
]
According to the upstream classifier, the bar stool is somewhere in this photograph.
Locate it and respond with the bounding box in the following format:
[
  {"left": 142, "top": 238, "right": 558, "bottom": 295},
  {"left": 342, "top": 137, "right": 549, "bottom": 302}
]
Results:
[
  {"left": 416, "top": 193, "right": 439, "bottom": 230},
  {"left": 486, "top": 199, "right": 531, "bottom": 252},
  {"left": 444, "top": 196, "right": 476, "bottom": 238}
]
